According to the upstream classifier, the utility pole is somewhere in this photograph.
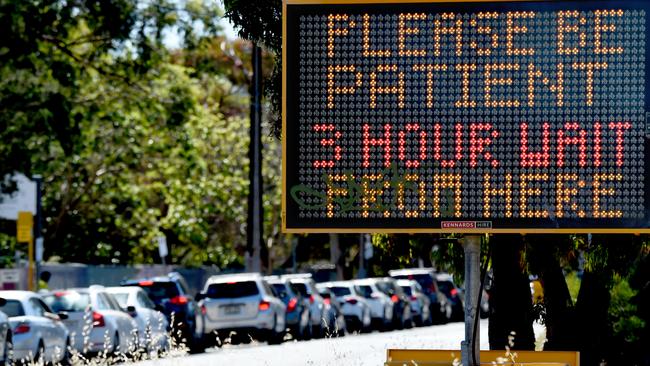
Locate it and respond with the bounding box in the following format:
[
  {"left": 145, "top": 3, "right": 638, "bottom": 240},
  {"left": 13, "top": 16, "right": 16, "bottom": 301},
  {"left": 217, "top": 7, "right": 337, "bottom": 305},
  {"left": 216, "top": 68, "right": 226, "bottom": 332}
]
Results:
[
  {"left": 461, "top": 235, "right": 481, "bottom": 366},
  {"left": 246, "top": 43, "right": 263, "bottom": 273},
  {"left": 33, "top": 175, "right": 43, "bottom": 290}
]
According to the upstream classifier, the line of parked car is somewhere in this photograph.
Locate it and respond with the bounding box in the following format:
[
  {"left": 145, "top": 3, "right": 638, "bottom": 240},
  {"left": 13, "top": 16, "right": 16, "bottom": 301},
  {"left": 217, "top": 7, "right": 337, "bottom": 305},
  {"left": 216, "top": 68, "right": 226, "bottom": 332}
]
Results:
[{"left": 0, "top": 268, "right": 480, "bottom": 364}]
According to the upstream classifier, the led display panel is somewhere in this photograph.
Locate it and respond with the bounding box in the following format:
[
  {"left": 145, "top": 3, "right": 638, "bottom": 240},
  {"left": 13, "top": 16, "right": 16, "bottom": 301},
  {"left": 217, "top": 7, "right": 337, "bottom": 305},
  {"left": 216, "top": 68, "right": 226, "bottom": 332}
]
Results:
[{"left": 283, "top": 0, "right": 650, "bottom": 233}]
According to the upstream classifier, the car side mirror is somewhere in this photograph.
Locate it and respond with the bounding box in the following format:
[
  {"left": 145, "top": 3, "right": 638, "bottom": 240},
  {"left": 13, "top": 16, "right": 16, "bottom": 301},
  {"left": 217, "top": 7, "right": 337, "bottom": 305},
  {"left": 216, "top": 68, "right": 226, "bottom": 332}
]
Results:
[
  {"left": 126, "top": 305, "right": 136, "bottom": 313},
  {"left": 195, "top": 293, "right": 205, "bottom": 302},
  {"left": 0, "top": 298, "right": 5, "bottom": 306},
  {"left": 57, "top": 311, "right": 69, "bottom": 320},
  {"left": 154, "top": 304, "right": 164, "bottom": 312}
]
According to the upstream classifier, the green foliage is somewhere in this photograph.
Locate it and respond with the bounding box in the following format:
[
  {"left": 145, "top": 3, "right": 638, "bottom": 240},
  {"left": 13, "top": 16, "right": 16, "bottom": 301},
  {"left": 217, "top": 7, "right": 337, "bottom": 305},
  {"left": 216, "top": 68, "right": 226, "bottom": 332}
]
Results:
[
  {"left": 0, "top": 0, "right": 279, "bottom": 268},
  {"left": 609, "top": 275, "right": 644, "bottom": 343},
  {"left": 223, "top": 0, "right": 282, "bottom": 136}
]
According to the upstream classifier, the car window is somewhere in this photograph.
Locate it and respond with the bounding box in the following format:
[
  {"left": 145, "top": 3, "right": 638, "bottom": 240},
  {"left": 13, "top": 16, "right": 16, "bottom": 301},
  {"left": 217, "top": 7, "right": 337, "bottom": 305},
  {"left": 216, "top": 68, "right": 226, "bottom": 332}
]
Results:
[
  {"left": 29, "top": 298, "right": 45, "bottom": 317},
  {"left": 37, "top": 299, "right": 54, "bottom": 314},
  {"left": 176, "top": 277, "right": 190, "bottom": 294},
  {"left": 0, "top": 300, "right": 25, "bottom": 317},
  {"left": 111, "top": 293, "right": 129, "bottom": 308},
  {"left": 262, "top": 281, "right": 276, "bottom": 297},
  {"left": 329, "top": 286, "right": 351, "bottom": 297},
  {"left": 94, "top": 293, "right": 110, "bottom": 310},
  {"left": 136, "top": 282, "right": 180, "bottom": 301},
  {"left": 271, "top": 284, "right": 287, "bottom": 299},
  {"left": 400, "top": 286, "right": 413, "bottom": 296},
  {"left": 104, "top": 293, "right": 123, "bottom": 310},
  {"left": 358, "top": 285, "right": 373, "bottom": 298},
  {"left": 43, "top": 292, "right": 91, "bottom": 312},
  {"left": 206, "top": 281, "right": 260, "bottom": 299},
  {"left": 290, "top": 282, "right": 309, "bottom": 297},
  {"left": 137, "top": 292, "right": 155, "bottom": 309},
  {"left": 437, "top": 280, "right": 454, "bottom": 296}
]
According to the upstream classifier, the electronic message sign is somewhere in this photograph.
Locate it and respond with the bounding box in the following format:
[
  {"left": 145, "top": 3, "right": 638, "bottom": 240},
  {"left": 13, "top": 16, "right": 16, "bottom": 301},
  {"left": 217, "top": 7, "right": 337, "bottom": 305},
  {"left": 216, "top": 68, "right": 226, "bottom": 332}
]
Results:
[{"left": 282, "top": 0, "right": 650, "bottom": 233}]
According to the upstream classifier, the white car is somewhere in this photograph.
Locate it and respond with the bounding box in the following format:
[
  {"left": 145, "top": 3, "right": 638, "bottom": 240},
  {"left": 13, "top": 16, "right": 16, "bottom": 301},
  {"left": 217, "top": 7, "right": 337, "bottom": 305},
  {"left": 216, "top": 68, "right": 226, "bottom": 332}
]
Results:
[
  {"left": 105, "top": 287, "right": 169, "bottom": 353},
  {"left": 320, "top": 282, "right": 372, "bottom": 333},
  {"left": 198, "top": 273, "right": 286, "bottom": 345},
  {"left": 0, "top": 291, "right": 69, "bottom": 364},
  {"left": 354, "top": 279, "right": 393, "bottom": 330},
  {"left": 0, "top": 300, "right": 11, "bottom": 366},
  {"left": 42, "top": 286, "right": 138, "bottom": 356}
]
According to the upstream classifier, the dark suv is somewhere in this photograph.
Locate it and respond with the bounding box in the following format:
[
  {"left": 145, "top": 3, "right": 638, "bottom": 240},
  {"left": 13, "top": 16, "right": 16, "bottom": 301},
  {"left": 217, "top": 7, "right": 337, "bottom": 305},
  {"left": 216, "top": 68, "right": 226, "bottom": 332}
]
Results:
[
  {"left": 389, "top": 268, "right": 451, "bottom": 323},
  {"left": 121, "top": 272, "right": 204, "bottom": 352}
]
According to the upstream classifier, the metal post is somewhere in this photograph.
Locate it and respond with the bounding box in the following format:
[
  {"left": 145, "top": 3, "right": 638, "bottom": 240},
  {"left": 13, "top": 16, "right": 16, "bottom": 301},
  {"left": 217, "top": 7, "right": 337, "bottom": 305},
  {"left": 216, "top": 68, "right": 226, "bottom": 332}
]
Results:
[
  {"left": 461, "top": 235, "right": 481, "bottom": 366},
  {"left": 357, "top": 234, "right": 366, "bottom": 278},
  {"left": 246, "top": 43, "right": 263, "bottom": 273},
  {"left": 33, "top": 175, "right": 43, "bottom": 289}
]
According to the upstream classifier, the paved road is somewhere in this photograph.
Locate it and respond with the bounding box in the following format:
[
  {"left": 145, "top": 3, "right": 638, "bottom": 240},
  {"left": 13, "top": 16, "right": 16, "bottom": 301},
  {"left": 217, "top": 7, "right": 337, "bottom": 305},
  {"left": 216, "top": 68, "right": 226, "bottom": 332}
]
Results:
[{"left": 132, "top": 320, "right": 490, "bottom": 366}]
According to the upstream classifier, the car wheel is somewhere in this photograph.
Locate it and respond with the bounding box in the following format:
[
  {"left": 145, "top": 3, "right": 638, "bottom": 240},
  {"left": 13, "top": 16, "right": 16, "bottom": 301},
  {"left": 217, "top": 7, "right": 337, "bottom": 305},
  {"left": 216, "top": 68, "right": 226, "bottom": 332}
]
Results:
[
  {"left": 34, "top": 341, "right": 45, "bottom": 366},
  {"left": 267, "top": 316, "right": 284, "bottom": 345},
  {"left": 59, "top": 337, "right": 73, "bottom": 366},
  {"left": 111, "top": 332, "right": 120, "bottom": 355},
  {"left": 1, "top": 335, "right": 12, "bottom": 366},
  {"left": 297, "top": 310, "right": 310, "bottom": 340}
]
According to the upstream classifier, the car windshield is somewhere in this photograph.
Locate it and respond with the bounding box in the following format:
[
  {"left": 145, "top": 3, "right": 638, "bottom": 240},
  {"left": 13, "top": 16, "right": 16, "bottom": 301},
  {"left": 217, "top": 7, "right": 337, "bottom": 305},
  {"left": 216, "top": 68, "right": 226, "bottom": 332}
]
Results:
[
  {"left": 0, "top": 300, "right": 25, "bottom": 317},
  {"left": 206, "top": 281, "right": 259, "bottom": 299},
  {"left": 43, "top": 292, "right": 90, "bottom": 312},
  {"left": 136, "top": 282, "right": 180, "bottom": 301},
  {"left": 329, "top": 286, "right": 351, "bottom": 297}
]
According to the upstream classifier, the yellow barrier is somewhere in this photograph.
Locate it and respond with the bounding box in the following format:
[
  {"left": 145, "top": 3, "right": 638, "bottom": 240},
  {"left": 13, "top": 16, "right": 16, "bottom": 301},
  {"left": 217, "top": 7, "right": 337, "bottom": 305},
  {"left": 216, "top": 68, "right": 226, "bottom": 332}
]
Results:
[{"left": 385, "top": 349, "right": 580, "bottom": 366}]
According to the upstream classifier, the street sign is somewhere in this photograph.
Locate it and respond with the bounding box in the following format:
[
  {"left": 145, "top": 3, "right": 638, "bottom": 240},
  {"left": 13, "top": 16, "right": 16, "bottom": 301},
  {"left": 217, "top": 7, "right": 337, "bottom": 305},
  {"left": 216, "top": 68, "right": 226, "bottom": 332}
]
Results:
[
  {"left": 0, "top": 173, "right": 36, "bottom": 220},
  {"left": 157, "top": 235, "right": 168, "bottom": 258},
  {"left": 35, "top": 237, "right": 44, "bottom": 262},
  {"left": 16, "top": 211, "right": 33, "bottom": 242},
  {"left": 283, "top": 0, "right": 650, "bottom": 233}
]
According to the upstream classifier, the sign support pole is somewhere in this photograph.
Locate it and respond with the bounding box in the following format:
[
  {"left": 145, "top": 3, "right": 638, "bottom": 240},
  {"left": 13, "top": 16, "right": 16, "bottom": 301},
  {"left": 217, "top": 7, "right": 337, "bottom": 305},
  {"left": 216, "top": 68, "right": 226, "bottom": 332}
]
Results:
[
  {"left": 461, "top": 235, "right": 481, "bottom": 366},
  {"left": 246, "top": 43, "right": 263, "bottom": 273}
]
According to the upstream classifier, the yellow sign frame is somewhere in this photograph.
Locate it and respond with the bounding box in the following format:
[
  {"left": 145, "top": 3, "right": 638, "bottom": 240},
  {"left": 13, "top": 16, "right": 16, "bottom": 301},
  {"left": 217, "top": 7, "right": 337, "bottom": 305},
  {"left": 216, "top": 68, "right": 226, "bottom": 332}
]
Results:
[{"left": 281, "top": 0, "right": 650, "bottom": 234}]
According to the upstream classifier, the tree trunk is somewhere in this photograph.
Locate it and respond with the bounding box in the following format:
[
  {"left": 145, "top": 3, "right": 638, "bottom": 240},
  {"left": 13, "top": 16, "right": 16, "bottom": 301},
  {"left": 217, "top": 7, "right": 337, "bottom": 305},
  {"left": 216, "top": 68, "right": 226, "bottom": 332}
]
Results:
[
  {"left": 329, "top": 233, "right": 343, "bottom": 280},
  {"left": 528, "top": 236, "right": 577, "bottom": 351},
  {"left": 575, "top": 271, "right": 610, "bottom": 366},
  {"left": 488, "top": 234, "right": 536, "bottom": 350}
]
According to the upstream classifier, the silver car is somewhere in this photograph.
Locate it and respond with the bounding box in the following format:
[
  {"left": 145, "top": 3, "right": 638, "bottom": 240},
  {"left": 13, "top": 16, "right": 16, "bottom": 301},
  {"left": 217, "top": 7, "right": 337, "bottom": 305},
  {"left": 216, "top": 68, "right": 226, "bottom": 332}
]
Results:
[
  {"left": 105, "top": 287, "right": 169, "bottom": 353},
  {"left": 42, "top": 286, "right": 138, "bottom": 356},
  {"left": 354, "top": 279, "right": 394, "bottom": 330},
  {"left": 320, "top": 282, "right": 372, "bottom": 333},
  {"left": 0, "top": 299, "right": 11, "bottom": 366},
  {"left": 283, "top": 275, "right": 327, "bottom": 337},
  {"left": 397, "top": 279, "right": 432, "bottom": 326},
  {"left": 0, "top": 291, "right": 69, "bottom": 364},
  {"left": 198, "top": 273, "right": 286, "bottom": 345}
]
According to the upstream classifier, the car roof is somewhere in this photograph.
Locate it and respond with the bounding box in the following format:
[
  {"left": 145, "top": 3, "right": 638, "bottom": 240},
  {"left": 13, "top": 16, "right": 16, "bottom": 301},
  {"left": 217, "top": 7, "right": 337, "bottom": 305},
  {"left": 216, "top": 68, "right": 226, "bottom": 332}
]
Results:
[
  {"left": 396, "top": 279, "right": 417, "bottom": 287},
  {"left": 105, "top": 286, "right": 140, "bottom": 294},
  {"left": 388, "top": 268, "right": 435, "bottom": 276},
  {"left": 280, "top": 273, "right": 312, "bottom": 279},
  {"left": 326, "top": 281, "right": 354, "bottom": 288},
  {"left": 354, "top": 278, "right": 379, "bottom": 285},
  {"left": 206, "top": 272, "right": 262, "bottom": 284},
  {"left": 0, "top": 290, "right": 36, "bottom": 300},
  {"left": 435, "top": 273, "right": 455, "bottom": 281}
]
